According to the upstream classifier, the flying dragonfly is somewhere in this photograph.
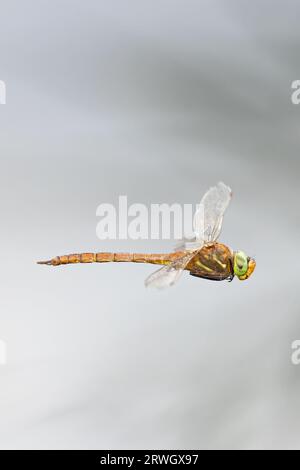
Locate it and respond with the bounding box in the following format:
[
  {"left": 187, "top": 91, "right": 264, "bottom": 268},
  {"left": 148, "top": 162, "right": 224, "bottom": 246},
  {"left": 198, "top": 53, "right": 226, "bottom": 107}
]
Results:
[{"left": 37, "top": 182, "right": 256, "bottom": 288}]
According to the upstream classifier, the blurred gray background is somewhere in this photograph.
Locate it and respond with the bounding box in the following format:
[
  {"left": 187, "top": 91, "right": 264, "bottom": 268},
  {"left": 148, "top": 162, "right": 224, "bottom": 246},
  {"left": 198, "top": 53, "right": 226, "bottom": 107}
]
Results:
[{"left": 0, "top": 0, "right": 300, "bottom": 450}]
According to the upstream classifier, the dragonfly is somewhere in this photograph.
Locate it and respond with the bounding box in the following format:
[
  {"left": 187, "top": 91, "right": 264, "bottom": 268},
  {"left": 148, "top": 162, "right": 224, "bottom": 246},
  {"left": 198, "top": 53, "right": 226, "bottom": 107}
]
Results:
[{"left": 37, "top": 182, "right": 256, "bottom": 288}]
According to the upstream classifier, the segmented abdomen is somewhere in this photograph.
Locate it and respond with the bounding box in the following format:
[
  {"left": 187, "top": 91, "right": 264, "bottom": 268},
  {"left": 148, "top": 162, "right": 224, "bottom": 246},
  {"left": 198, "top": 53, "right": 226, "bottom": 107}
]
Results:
[{"left": 40, "top": 251, "right": 186, "bottom": 266}]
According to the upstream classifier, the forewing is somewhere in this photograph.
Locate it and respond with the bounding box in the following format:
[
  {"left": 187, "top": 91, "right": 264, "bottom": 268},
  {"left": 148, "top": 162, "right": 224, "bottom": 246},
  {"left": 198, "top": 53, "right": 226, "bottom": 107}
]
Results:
[
  {"left": 144, "top": 251, "right": 196, "bottom": 289},
  {"left": 174, "top": 236, "right": 203, "bottom": 252},
  {"left": 193, "top": 182, "right": 232, "bottom": 243}
]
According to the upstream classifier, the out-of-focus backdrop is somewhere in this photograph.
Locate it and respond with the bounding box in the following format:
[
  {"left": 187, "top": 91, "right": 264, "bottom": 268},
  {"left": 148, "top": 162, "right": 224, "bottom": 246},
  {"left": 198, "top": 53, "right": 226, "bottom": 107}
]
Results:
[{"left": 0, "top": 0, "right": 300, "bottom": 450}]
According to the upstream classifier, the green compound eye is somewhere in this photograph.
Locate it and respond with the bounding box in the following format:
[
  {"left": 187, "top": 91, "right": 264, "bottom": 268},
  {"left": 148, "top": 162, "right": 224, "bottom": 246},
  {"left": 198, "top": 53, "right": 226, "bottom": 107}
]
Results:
[{"left": 234, "top": 251, "right": 248, "bottom": 278}]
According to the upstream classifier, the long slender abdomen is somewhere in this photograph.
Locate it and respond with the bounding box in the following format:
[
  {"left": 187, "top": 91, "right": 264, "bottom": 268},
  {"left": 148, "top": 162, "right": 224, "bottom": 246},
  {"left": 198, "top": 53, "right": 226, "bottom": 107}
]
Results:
[{"left": 37, "top": 252, "right": 186, "bottom": 267}]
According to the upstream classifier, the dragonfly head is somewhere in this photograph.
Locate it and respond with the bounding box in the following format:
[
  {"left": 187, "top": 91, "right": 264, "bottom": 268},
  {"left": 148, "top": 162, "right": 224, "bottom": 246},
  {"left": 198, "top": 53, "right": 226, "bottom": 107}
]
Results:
[{"left": 233, "top": 251, "right": 256, "bottom": 281}]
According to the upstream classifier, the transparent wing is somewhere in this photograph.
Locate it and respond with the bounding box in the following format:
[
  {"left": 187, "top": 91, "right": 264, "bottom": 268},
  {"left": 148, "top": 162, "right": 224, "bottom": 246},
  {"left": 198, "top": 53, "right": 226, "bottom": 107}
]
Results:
[
  {"left": 145, "top": 251, "right": 197, "bottom": 289},
  {"left": 174, "top": 236, "right": 202, "bottom": 252},
  {"left": 193, "top": 181, "right": 232, "bottom": 243}
]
